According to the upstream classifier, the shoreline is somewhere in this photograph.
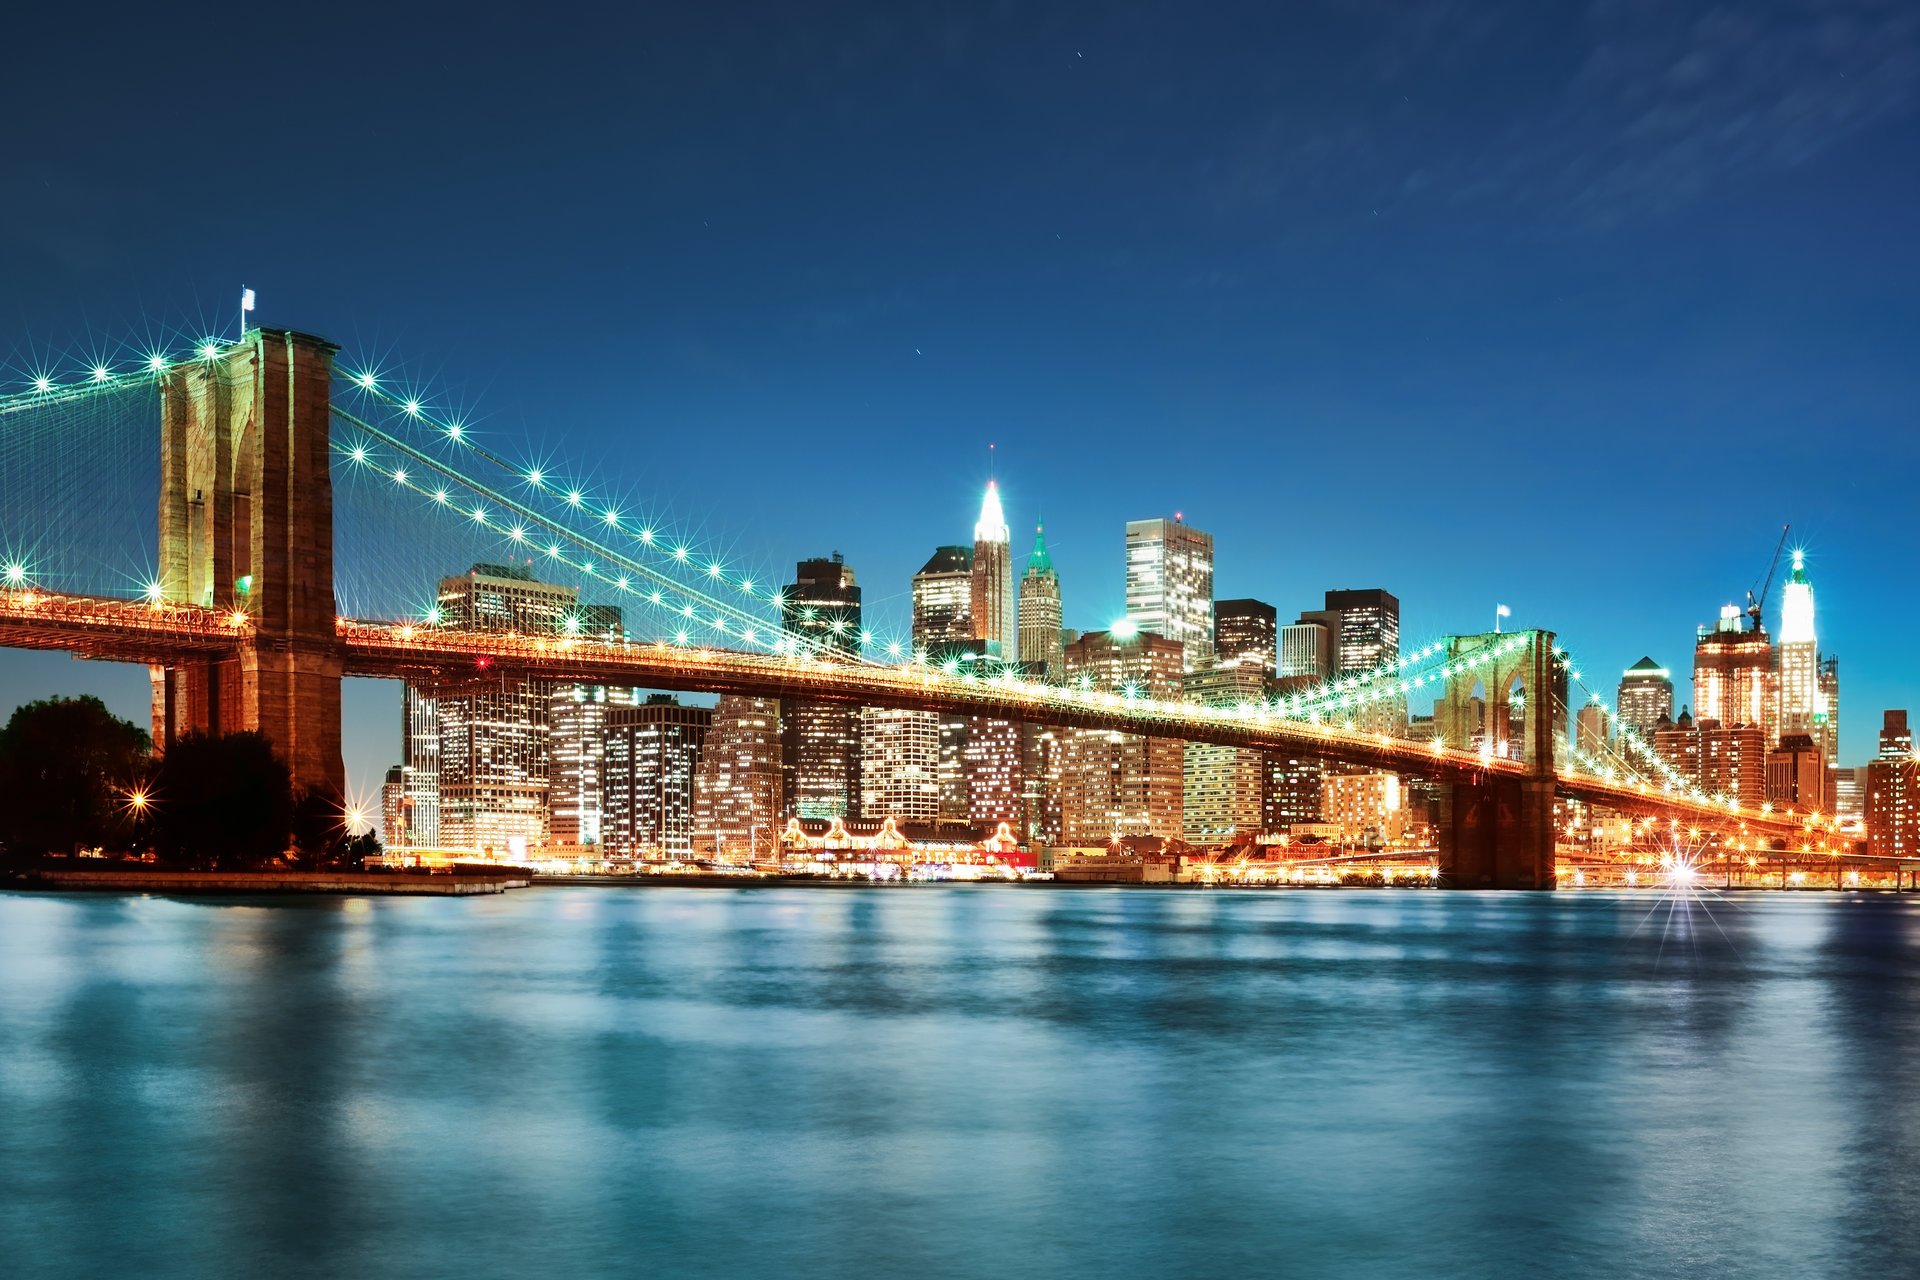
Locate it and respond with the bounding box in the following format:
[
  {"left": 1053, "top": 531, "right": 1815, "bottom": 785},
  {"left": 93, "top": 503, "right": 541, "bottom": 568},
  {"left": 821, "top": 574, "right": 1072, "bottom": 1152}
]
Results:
[{"left": 7, "top": 869, "right": 531, "bottom": 896}]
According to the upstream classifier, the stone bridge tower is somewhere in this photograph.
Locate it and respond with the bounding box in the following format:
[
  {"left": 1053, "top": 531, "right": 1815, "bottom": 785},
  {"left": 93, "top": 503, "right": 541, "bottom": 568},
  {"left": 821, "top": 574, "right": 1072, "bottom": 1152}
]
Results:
[
  {"left": 150, "top": 329, "right": 345, "bottom": 796},
  {"left": 1433, "top": 629, "right": 1566, "bottom": 889}
]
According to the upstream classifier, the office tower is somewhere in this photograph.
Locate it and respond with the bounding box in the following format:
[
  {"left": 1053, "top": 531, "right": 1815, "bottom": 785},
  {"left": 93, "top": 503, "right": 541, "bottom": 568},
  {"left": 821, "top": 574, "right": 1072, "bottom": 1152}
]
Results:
[
  {"left": 1818, "top": 657, "right": 1840, "bottom": 773},
  {"left": 1693, "top": 605, "right": 1773, "bottom": 739},
  {"left": 1616, "top": 658, "right": 1674, "bottom": 742},
  {"left": 400, "top": 684, "right": 441, "bottom": 846},
  {"left": 971, "top": 482, "right": 1017, "bottom": 659},
  {"left": 1323, "top": 589, "right": 1400, "bottom": 677},
  {"left": 1019, "top": 722, "right": 1064, "bottom": 847},
  {"left": 1182, "top": 663, "right": 1267, "bottom": 843},
  {"left": 1018, "top": 522, "right": 1064, "bottom": 678},
  {"left": 912, "top": 546, "right": 974, "bottom": 650},
  {"left": 781, "top": 555, "right": 861, "bottom": 818},
  {"left": 1263, "top": 754, "right": 1324, "bottom": 833},
  {"left": 1214, "top": 598, "right": 1278, "bottom": 678},
  {"left": 1653, "top": 710, "right": 1700, "bottom": 785},
  {"left": 1575, "top": 704, "right": 1609, "bottom": 758},
  {"left": 964, "top": 714, "right": 1022, "bottom": 827},
  {"left": 549, "top": 685, "right": 638, "bottom": 846},
  {"left": 1124, "top": 516, "right": 1215, "bottom": 670},
  {"left": 914, "top": 545, "right": 975, "bottom": 820},
  {"left": 603, "top": 696, "right": 711, "bottom": 858},
  {"left": 860, "top": 706, "right": 940, "bottom": 821},
  {"left": 1865, "top": 711, "right": 1919, "bottom": 858},
  {"left": 1767, "top": 733, "right": 1831, "bottom": 815},
  {"left": 434, "top": 563, "right": 581, "bottom": 853},
  {"left": 1057, "top": 629, "right": 1185, "bottom": 844},
  {"left": 1697, "top": 720, "right": 1767, "bottom": 811},
  {"left": 1320, "top": 773, "right": 1407, "bottom": 845},
  {"left": 1278, "top": 612, "right": 1336, "bottom": 681},
  {"left": 1776, "top": 551, "right": 1819, "bottom": 741},
  {"left": 693, "top": 695, "right": 783, "bottom": 858},
  {"left": 380, "top": 765, "right": 405, "bottom": 848},
  {"left": 1835, "top": 765, "right": 1867, "bottom": 822}
]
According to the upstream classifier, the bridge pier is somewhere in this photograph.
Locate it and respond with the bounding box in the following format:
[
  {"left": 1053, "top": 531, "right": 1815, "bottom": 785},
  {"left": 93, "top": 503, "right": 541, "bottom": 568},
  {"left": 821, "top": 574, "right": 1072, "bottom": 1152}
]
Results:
[
  {"left": 151, "top": 330, "right": 344, "bottom": 797},
  {"left": 1436, "top": 777, "right": 1557, "bottom": 889}
]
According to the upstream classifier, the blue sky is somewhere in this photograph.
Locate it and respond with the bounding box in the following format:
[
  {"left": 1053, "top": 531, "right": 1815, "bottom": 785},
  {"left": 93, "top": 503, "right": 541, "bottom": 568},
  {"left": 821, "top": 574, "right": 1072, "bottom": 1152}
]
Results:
[{"left": 3, "top": 0, "right": 1917, "bottom": 794}]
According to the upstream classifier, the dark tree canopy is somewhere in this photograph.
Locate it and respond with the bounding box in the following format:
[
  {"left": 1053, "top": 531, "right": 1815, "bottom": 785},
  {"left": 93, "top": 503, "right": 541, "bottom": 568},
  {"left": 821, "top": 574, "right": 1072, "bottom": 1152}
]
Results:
[
  {"left": 148, "top": 732, "right": 293, "bottom": 869},
  {"left": 0, "top": 695, "right": 150, "bottom": 858}
]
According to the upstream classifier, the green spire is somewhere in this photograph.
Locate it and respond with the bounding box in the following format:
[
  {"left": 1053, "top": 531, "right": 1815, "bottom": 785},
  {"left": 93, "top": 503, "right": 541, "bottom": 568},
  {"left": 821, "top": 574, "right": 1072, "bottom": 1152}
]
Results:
[{"left": 1026, "top": 519, "right": 1054, "bottom": 578}]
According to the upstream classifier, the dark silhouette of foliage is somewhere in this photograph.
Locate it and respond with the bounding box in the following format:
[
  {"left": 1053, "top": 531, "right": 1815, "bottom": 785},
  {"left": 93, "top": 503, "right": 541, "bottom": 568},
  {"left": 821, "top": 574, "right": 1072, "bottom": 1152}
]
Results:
[
  {"left": 147, "top": 732, "right": 293, "bottom": 869},
  {"left": 0, "top": 696, "right": 150, "bottom": 860},
  {"left": 290, "top": 786, "right": 382, "bottom": 866}
]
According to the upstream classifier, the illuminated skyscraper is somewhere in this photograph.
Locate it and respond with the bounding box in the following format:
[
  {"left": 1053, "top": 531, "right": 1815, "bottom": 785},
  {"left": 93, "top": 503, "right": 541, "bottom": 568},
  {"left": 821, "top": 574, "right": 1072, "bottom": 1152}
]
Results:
[
  {"left": 913, "top": 545, "right": 974, "bottom": 821},
  {"left": 549, "top": 684, "right": 638, "bottom": 846},
  {"left": 1182, "top": 663, "right": 1267, "bottom": 843},
  {"left": 1018, "top": 522, "right": 1064, "bottom": 678},
  {"left": 780, "top": 555, "right": 861, "bottom": 818},
  {"left": 380, "top": 765, "right": 405, "bottom": 848},
  {"left": 433, "top": 563, "right": 581, "bottom": 853},
  {"left": 400, "top": 684, "right": 440, "bottom": 846},
  {"left": 860, "top": 706, "right": 940, "bottom": 821},
  {"left": 971, "top": 481, "right": 1016, "bottom": 659},
  {"left": 1616, "top": 658, "right": 1674, "bottom": 742},
  {"left": 964, "top": 714, "right": 1022, "bottom": 827},
  {"left": 1278, "top": 612, "right": 1336, "bottom": 681},
  {"left": 1818, "top": 657, "right": 1840, "bottom": 773},
  {"left": 1776, "top": 550, "right": 1819, "bottom": 738},
  {"left": 1324, "top": 589, "right": 1399, "bottom": 678},
  {"left": 1693, "top": 605, "right": 1773, "bottom": 738},
  {"left": 1576, "top": 704, "right": 1609, "bottom": 758},
  {"left": 603, "top": 696, "right": 711, "bottom": 858},
  {"left": 1124, "top": 516, "right": 1214, "bottom": 671},
  {"left": 1058, "top": 629, "right": 1185, "bottom": 844},
  {"left": 694, "top": 695, "right": 783, "bottom": 858},
  {"left": 1866, "top": 711, "right": 1920, "bottom": 857},
  {"left": 1214, "top": 598, "right": 1277, "bottom": 677}
]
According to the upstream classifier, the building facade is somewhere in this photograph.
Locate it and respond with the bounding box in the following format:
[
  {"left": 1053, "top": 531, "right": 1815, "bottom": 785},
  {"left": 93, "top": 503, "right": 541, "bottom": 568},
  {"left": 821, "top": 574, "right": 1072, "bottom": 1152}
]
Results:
[
  {"left": 859, "top": 706, "right": 941, "bottom": 822},
  {"left": 1865, "top": 711, "right": 1919, "bottom": 858},
  {"left": 1017, "top": 523, "right": 1064, "bottom": 678},
  {"left": 1214, "top": 598, "right": 1278, "bottom": 677},
  {"left": 780, "top": 555, "right": 861, "bottom": 818},
  {"left": 971, "top": 482, "right": 1017, "bottom": 659},
  {"left": 1124, "top": 517, "right": 1214, "bottom": 670},
  {"left": 1181, "top": 663, "right": 1268, "bottom": 843},
  {"left": 549, "top": 684, "right": 638, "bottom": 846},
  {"left": 693, "top": 695, "right": 783, "bottom": 858},
  {"left": 1058, "top": 629, "right": 1185, "bottom": 844},
  {"left": 1693, "top": 606, "right": 1773, "bottom": 741},
  {"left": 1278, "top": 613, "right": 1336, "bottom": 682},
  {"left": 1324, "top": 589, "right": 1399, "bottom": 678},
  {"left": 1616, "top": 657, "right": 1674, "bottom": 743},
  {"left": 603, "top": 696, "right": 711, "bottom": 858}
]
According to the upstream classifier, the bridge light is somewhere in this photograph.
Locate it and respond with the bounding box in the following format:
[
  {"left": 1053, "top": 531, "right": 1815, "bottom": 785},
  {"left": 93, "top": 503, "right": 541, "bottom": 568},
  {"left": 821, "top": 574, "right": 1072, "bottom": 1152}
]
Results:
[
  {"left": 673, "top": 546, "right": 689, "bottom": 562},
  {"left": 471, "top": 505, "right": 488, "bottom": 524},
  {"left": 199, "top": 342, "right": 220, "bottom": 360},
  {"left": 3, "top": 562, "right": 26, "bottom": 585},
  {"left": 638, "top": 526, "right": 653, "bottom": 542},
  {"left": 142, "top": 579, "right": 164, "bottom": 603},
  {"left": 228, "top": 610, "right": 248, "bottom": 627},
  {"left": 31, "top": 375, "right": 52, "bottom": 392},
  {"left": 566, "top": 489, "right": 584, "bottom": 507},
  {"left": 355, "top": 371, "right": 377, "bottom": 388},
  {"left": 527, "top": 468, "right": 543, "bottom": 487},
  {"left": 1110, "top": 618, "right": 1138, "bottom": 640},
  {"left": 445, "top": 422, "right": 464, "bottom": 441},
  {"left": 546, "top": 543, "right": 562, "bottom": 558},
  {"left": 508, "top": 524, "right": 526, "bottom": 542},
  {"left": 886, "top": 641, "right": 902, "bottom": 657},
  {"left": 402, "top": 398, "right": 421, "bottom": 416},
  {"left": 432, "top": 487, "right": 449, "bottom": 504},
  {"left": 674, "top": 629, "right": 690, "bottom": 645},
  {"left": 615, "top": 575, "right": 629, "bottom": 591},
  {"left": 426, "top": 606, "right": 444, "bottom": 624},
  {"left": 349, "top": 445, "right": 367, "bottom": 464},
  {"left": 391, "top": 467, "right": 408, "bottom": 487},
  {"left": 605, "top": 510, "right": 620, "bottom": 527},
  {"left": 562, "top": 614, "right": 581, "bottom": 637},
  {"left": 90, "top": 365, "right": 110, "bottom": 383},
  {"left": 649, "top": 591, "right": 663, "bottom": 604}
]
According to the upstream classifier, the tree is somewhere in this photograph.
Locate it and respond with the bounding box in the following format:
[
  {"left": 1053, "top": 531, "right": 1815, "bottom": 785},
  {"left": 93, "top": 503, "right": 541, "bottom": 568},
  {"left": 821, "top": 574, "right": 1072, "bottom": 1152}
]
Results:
[
  {"left": 290, "top": 786, "right": 382, "bottom": 867},
  {"left": 0, "top": 695, "right": 150, "bottom": 860},
  {"left": 147, "top": 732, "right": 293, "bottom": 869}
]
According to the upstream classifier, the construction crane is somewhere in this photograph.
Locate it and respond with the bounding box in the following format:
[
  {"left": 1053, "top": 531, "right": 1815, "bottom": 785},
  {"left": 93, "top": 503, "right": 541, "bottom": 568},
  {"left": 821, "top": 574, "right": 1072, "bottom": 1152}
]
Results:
[{"left": 1745, "top": 524, "right": 1790, "bottom": 632}]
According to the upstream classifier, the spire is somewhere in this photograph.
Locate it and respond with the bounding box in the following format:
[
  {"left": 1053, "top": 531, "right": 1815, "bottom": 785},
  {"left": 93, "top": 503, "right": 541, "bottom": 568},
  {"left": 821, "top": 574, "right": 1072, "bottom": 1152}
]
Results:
[
  {"left": 974, "top": 479, "right": 1009, "bottom": 544},
  {"left": 1779, "top": 548, "right": 1816, "bottom": 644},
  {"left": 1026, "top": 519, "right": 1054, "bottom": 578}
]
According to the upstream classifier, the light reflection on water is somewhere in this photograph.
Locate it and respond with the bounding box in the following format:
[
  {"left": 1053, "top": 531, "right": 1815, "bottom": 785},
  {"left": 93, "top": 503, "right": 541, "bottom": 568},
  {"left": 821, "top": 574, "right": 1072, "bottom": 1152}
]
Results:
[{"left": 1, "top": 886, "right": 1916, "bottom": 1279}]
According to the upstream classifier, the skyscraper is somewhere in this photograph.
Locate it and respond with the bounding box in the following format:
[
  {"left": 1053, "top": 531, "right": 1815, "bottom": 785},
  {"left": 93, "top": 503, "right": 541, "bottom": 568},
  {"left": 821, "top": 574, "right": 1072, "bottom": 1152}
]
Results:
[
  {"left": 1124, "top": 516, "right": 1214, "bottom": 671},
  {"left": 1058, "top": 629, "right": 1185, "bottom": 844},
  {"left": 693, "top": 695, "right": 783, "bottom": 858},
  {"left": 1324, "top": 589, "right": 1400, "bottom": 677},
  {"left": 1575, "top": 704, "right": 1609, "bottom": 758},
  {"left": 604, "top": 696, "right": 711, "bottom": 858},
  {"left": 859, "top": 706, "right": 940, "bottom": 821},
  {"left": 1182, "top": 663, "right": 1268, "bottom": 843},
  {"left": 913, "top": 545, "right": 975, "bottom": 821},
  {"left": 432, "top": 563, "right": 580, "bottom": 853},
  {"left": 1866, "top": 711, "right": 1919, "bottom": 857},
  {"left": 400, "top": 684, "right": 441, "bottom": 846},
  {"left": 1776, "top": 550, "right": 1819, "bottom": 739},
  {"left": 1278, "top": 612, "right": 1336, "bottom": 681},
  {"left": 549, "top": 684, "right": 638, "bottom": 846},
  {"left": 1214, "top": 598, "right": 1278, "bottom": 677},
  {"left": 1616, "top": 658, "right": 1674, "bottom": 742},
  {"left": 1693, "top": 605, "right": 1773, "bottom": 739},
  {"left": 780, "top": 555, "right": 861, "bottom": 818},
  {"left": 1018, "top": 522, "right": 1064, "bottom": 678},
  {"left": 971, "top": 481, "right": 1017, "bottom": 659}
]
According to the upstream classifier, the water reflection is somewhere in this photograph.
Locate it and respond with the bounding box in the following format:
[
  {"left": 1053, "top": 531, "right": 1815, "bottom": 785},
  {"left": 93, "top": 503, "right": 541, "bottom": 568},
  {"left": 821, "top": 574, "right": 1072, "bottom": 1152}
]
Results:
[{"left": 1, "top": 887, "right": 1916, "bottom": 1279}]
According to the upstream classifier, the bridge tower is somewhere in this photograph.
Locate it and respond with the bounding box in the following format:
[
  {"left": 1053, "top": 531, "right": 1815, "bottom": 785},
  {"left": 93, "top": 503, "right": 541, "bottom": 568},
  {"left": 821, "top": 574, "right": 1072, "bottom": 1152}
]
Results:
[
  {"left": 1433, "top": 629, "right": 1566, "bottom": 889},
  {"left": 150, "top": 329, "right": 345, "bottom": 796}
]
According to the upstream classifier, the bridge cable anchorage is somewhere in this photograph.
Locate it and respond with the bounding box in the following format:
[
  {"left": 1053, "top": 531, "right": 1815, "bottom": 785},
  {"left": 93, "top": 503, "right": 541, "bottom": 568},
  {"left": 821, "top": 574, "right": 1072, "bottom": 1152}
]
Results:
[
  {"left": 335, "top": 372, "right": 909, "bottom": 657},
  {"left": 331, "top": 409, "right": 884, "bottom": 665}
]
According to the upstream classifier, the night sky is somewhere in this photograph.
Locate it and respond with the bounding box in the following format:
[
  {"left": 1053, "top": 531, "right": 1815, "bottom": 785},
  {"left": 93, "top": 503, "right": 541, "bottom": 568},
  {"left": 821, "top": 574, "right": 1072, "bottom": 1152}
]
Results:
[{"left": 4, "top": 1, "right": 1916, "bottom": 797}]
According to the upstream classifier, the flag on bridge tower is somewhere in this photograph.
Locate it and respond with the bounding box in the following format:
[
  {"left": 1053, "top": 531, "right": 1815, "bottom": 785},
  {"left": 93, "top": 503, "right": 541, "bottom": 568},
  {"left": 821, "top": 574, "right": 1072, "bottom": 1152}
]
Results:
[
  {"left": 240, "top": 287, "right": 255, "bottom": 339},
  {"left": 1496, "top": 603, "right": 1511, "bottom": 633}
]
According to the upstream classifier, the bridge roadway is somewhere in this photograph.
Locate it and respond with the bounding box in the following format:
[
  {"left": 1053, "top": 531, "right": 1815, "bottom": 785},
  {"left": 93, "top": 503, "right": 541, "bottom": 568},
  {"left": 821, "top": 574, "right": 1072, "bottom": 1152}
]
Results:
[{"left": 0, "top": 588, "right": 1804, "bottom": 842}]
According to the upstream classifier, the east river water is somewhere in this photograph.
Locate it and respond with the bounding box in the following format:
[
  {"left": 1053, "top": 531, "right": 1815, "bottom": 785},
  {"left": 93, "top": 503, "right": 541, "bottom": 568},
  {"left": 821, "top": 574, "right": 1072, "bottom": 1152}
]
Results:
[{"left": 1, "top": 885, "right": 1916, "bottom": 1279}]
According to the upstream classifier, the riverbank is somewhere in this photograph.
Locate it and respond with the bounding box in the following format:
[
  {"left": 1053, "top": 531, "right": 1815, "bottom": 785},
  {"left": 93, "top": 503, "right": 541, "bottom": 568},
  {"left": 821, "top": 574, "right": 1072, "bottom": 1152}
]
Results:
[{"left": 10, "top": 869, "right": 531, "bottom": 895}]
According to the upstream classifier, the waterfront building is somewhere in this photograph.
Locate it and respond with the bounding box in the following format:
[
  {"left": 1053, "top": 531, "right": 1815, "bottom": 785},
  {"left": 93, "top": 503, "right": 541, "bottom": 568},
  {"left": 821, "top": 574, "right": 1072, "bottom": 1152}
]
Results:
[
  {"left": 1835, "top": 764, "right": 1867, "bottom": 822},
  {"left": 1278, "top": 612, "right": 1336, "bottom": 681},
  {"left": 1616, "top": 658, "right": 1674, "bottom": 743},
  {"left": 400, "top": 683, "right": 441, "bottom": 846},
  {"left": 1321, "top": 773, "right": 1407, "bottom": 845},
  {"left": 1652, "top": 710, "right": 1700, "bottom": 785},
  {"left": 1693, "top": 605, "right": 1773, "bottom": 742},
  {"left": 433, "top": 563, "right": 581, "bottom": 853},
  {"left": 1214, "top": 598, "right": 1277, "bottom": 677},
  {"left": 913, "top": 545, "right": 974, "bottom": 820},
  {"left": 1697, "top": 720, "right": 1768, "bottom": 811},
  {"left": 380, "top": 765, "right": 405, "bottom": 848},
  {"left": 971, "top": 482, "right": 1017, "bottom": 659},
  {"left": 1018, "top": 522, "right": 1064, "bottom": 678},
  {"left": 780, "top": 555, "right": 861, "bottom": 818},
  {"left": 1865, "top": 711, "right": 1919, "bottom": 858},
  {"left": 603, "top": 696, "right": 711, "bottom": 858},
  {"left": 1124, "top": 516, "right": 1214, "bottom": 670},
  {"left": 859, "top": 706, "right": 940, "bottom": 822},
  {"left": 549, "top": 684, "right": 639, "bottom": 846},
  {"left": 964, "top": 714, "right": 1023, "bottom": 827},
  {"left": 693, "top": 695, "right": 783, "bottom": 858},
  {"left": 1182, "top": 663, "right": 1267, "bottom": 843},
  {"left": 1058, "top": 629, "right": 1185, "bottom": 843},
  {"left": 1263, "top": 754, "right": 1324, "bottom": 834}
]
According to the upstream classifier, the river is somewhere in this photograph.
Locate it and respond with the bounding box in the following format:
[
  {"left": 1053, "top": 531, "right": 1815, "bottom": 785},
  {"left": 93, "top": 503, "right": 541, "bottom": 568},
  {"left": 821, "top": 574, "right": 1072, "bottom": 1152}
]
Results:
[{"left": 2, "top": 885, "right": 1916, "bottom": 1278}]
